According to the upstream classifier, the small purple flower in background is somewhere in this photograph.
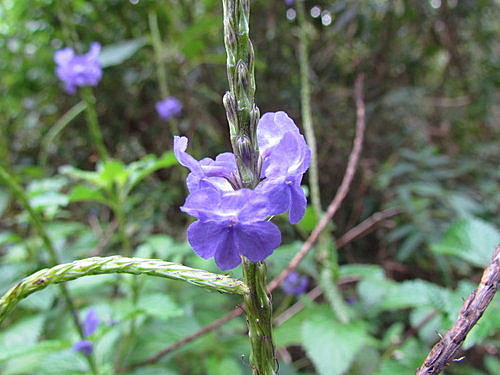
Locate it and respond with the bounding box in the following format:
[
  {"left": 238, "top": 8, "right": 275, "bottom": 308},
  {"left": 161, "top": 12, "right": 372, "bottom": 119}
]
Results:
[
  {"left": 281, "top": 271, "right": 309, "bottom": 296},
  {"left": 73, "top": 309, "right": 100, "bottom": 355},
  {"left": 174, "top": 111, "right": 310, "bottom": 270},
  {"left": 73, "top": 340, "right": 94, "bottom": 356},
  {"left": 54, "top": 42, "right": 102, "bottom": 94},
  {"left": 181, "top": 186, "right": 281, "bottom": 270},
  {"left": 82, "top": 308, "right": 99, "bottom": 337},
  {"left": 156, "top": 97, "right": 182, "bottom": 121},
  {"left": 284, "top": 0, "right": 294, "bottom": 5}
]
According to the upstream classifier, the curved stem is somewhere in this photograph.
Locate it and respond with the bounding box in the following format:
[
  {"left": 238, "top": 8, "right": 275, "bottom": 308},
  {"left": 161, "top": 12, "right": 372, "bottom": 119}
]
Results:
[
  {"left": 0, "top": 166, "right": 98, "bottom": 374},
  {"left": 81, "top": 86, "right": 109, "bottom": 161},
  {"left": 0, "top": 255, "right": 249, "bottom": 325},
  {"left": 39, "top": 101, "right": 87, "bottom": 168}
]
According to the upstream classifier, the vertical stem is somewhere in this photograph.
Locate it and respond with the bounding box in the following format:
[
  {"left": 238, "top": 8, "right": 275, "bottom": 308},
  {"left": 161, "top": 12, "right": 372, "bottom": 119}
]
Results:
[
  {"left": 0, "top": 166, "right": 99, "bottom": 375},
  {"left": 297, "top": 0, "right": 321, "bottom": 216},
  {"left": 242, "top": 259, "right": 277, "bottom": 375},
  {"left": 296, "top": 0, "right": 349, "bottom": 322},
  {"left": 148, "top": 10, "right": 169, "bottom": 99},
  {"left": 81, "top": 86, "right": 109, "bottom": 161},
  {"left": 221, "top": 1, "right": 277, "bottom": 373}
]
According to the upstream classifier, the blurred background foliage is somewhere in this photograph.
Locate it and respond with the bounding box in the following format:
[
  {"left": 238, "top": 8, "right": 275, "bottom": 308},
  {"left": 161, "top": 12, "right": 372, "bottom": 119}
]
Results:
[{"left": 0, "top": 0, "right": 499, "bottom": 374}]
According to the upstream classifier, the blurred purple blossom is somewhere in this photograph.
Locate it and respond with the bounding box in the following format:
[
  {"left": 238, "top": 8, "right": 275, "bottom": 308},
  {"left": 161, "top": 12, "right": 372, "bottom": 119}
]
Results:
[
  {"left": 82, "top": 309, "right": 99, "bottom": 337},
  {"left": 285, "top": 0, "right": 294, "bottom": 5},
  {"left": 73, "top": 340, "right": 93, "bottom": 355},
  {"left": 54, "top": 42, "right": 102, "bottom": 94},
  {"left": 156, "top": 97, "right": 182, "bottom": 121},
  {"left": 281, "top": 271, "right": 309, "bottom": 296},
  {"left": 174, "top": 111, "right": 310, "bottom": 270},
  {"left": 73, "top": 309, "right": 99, "bottom": 356}
]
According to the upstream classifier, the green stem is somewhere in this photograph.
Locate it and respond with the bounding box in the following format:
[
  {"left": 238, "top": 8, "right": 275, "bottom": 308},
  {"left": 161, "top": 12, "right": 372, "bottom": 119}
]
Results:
[
  {"left": 39, "top": 101, "right": 87, "bottom": 168},
  {"left": 296, "top": 0, "right": 348, "bottom": 323},
  {"left": 0, "top": 255, "right": 250, "bottom": 325},
  {"left": 0, "top": 166, "right": 99, "bottom": 374},
  {"left": 222, "top": 1, "right": 278, "bottom": 372},
  {"left": 81, "top": 86, "right": 109, "bottom": 161},
  {"left": 297, "top": 0, "right": 321, "bottom": 217},
  {"left": 148, "top": 10, "right": 169, "bottom": 99},
  {"left": 242, "top": 259, "right": 277, "bottom": 375}
]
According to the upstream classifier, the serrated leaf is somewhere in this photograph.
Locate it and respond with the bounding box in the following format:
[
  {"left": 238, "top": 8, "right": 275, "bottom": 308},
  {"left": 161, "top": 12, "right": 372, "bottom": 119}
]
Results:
[
  {"left": 301, "top": 311, "right": 368, "bottom": 375},
  {"left": 99, "top": 38, "right": 146, "bottom": 68},
  {"left": 431, "top": 218, "right": 499, "bottom": 267}
]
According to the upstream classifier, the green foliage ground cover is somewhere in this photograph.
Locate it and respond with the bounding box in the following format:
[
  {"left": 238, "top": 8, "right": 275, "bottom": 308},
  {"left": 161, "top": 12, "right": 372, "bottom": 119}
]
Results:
[{"left": 0, "top": 0, "right": 499, "bottom": 374}]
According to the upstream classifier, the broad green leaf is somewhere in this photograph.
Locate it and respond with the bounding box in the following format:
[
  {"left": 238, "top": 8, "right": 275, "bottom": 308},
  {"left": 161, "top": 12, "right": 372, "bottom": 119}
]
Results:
[
  {"left": 431, "top": 218, "right": 499, "bottom": 267},
  {"left": 138, "top": 293, "right": 182, "bottom": 321},
  {"left": 99, "top": 160, "right": 129, "bottom": 188},
  {"left": 375, "top": 338, "right": 426, "bottom": 375},
  {"left": 206, "top": 355, "right": 242, "bottom": 375},
  {"left": 60, "top": 165, "right": 103, "bottom": 187},
  {"left": 463, "top": 293, "right": 499, "bottom": 349},
  {"left": 125, "top": 151, "right": 176, "bottom": 194},
  {"left": 99, "top": 38, "right": 146, "bottom": 68},
  {"left": 0, "top": 340, "right": 65, "bottom": 363},
  {"left": 301, "top": 312, "right": 368, "bottom": 375},
  {"left": 68, "top": 184, "right": 108, "bottom": 205},
  {"left": 296, "top": 205, "right": 317, "bottom": 233},
  {"left": 0, "top": 315, "right": 45, "bottom": 347}
]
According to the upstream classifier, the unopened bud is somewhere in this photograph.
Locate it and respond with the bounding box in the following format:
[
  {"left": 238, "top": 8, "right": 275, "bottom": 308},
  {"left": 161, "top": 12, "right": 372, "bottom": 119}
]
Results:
[{"left": 223, "top": 92, "right": 238, "bottom": 135}]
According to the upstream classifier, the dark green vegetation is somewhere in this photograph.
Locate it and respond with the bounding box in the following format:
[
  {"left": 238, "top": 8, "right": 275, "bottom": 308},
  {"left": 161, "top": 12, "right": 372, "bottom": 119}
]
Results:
[{"left": 0, "top": 0, "right": 498, "bottom": 374}]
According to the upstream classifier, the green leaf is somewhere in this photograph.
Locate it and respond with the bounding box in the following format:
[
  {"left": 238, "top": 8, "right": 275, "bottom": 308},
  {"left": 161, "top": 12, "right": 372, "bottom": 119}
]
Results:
[
  {"left": 99, "top": 160, "right": 129, "bottom": 188},
  {"left": 431, "top": 218, "right": 499, "bottom": 267},
  {"left": 68, "top": 184, "right": 109, "bottom": 205},
  {"left": 205, "top": 355, "right": 243, "bottom": 375},
  {"left": 138, "top": 293, "right": 182, "bottom": 321},
  {"left": 99, "top": 38, "right": 146, "bottom": 68},
  {"left": 301, "top": 309, "right": 368, "bottom": 375},
  {"left": 296, "top": 205, "right": 317, "bottom": 233},
  {"left": 125, "top": 151, "right": 176, "bottom": 194}
]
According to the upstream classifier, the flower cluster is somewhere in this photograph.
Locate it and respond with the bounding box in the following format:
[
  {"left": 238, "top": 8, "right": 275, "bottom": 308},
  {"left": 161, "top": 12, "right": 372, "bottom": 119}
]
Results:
[
  {"left": 175, "top": 111, "right": 310, "bottom": 270},
  {"left": 73, "top": 309, "right": 99, "bottom": 355},
  {"left": 54, "top": 42, "right": 102, "bottom": 94},
  {"left": 156, "top": 96, "right": 182, "bottom": 121}
]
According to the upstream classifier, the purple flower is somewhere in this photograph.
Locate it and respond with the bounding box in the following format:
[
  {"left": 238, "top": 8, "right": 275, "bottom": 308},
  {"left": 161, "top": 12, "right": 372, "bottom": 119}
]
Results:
[
  {"left": 281, "top": 271, "right": 309, "bottom": 296},
  {"left": 73, "top": 309, "right": 99, "bottom": 356},
  {"left": 174, "top": 110, "right": 310, "bottom": 270},
  {"left": 181, "top": 187, "right": 281, "bottom": 270},
  {"left": 257, "top": 112, "right": 311, "bottom": 223},
  {"left": 73, "top": 340, "right": 93, "bottom": 355},
  {"left": 82, "top": 309, "right": 99, "bottom": 337},
  {"left": 284, "top": 0, "right": 294, "bottom": 5},
  {"left": 156, "top": 97, "right": 182, "bottom": 121},
  {"left": 174, "top": 136, "right": 238, "bottom": 192},
  {"left": 54, "top": 42, "right": 102, "bottom": 94}
]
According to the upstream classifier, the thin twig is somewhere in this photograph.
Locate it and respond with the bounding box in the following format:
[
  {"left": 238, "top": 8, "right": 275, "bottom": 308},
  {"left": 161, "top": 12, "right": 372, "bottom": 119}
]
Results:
[
  {"left": 335, "top": 207, "right": 402, "bottom": 249},
  {"left": 126, "top": 74, "right": 367, "bottom": 371},
  {"left": 267, "top": 73, "right": 366, "bottom": 293},
  {"left": 415, "top": 246, "right": 500, "bottom": 375}
]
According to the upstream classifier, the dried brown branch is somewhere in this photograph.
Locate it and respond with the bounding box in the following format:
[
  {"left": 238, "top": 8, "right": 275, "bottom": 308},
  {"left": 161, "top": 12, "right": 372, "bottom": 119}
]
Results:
[
  {"left": 125, "top": 74, "right": 367, "bottom": 371},
  {"left": 335, "top": 207, "right": 402, "bottom": 249},
  {"left": 415, "top": 246, "right": 500, "bottom": 375},
  {"left": 267, "top": 73, "right": 366, "bottom": 293}
]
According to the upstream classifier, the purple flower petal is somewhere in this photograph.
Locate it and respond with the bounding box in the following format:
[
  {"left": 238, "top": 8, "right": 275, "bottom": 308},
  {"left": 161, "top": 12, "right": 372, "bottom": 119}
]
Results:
[
  {"left": 156, "top": 97, "right": 182, "bottom": 121},
  {"left": 281, "top": 271, "right": 309, "bottom": 296},
  {"left": 234, "top": 221, "right": 281, "bottom": 262},
  {"left": 186, "top": 220, "right": 228, "bottom": 259},
  {"left": 54, "top": 43, "right": 102, "bottom": 94},
  {"left": 73, "top": 340, "right": 93, "bottom": 355},
  {"left": 288, "top": 178, "right": 307, "bottom": 224},
  {"left": 213, "top": 232, "right": 242, "bottom": 270},
  {"left": 82, "top": 309, "right": 99, "bottom": 337}
]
